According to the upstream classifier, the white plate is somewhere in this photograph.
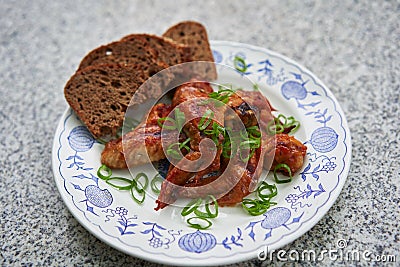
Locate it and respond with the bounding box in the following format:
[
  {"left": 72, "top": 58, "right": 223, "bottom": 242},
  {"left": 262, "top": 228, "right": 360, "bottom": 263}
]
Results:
[{"left": 52, "top": 41, "right": 351, "bottom": 266}]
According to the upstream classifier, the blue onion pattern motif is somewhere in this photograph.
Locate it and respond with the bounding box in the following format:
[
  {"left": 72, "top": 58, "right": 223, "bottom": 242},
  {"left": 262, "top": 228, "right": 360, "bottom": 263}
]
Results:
[
  {"left": 212, "top": 49, "right": 222, "bottom": 63},
  {"left": 68, "top": 126, "right": 95, "bottom": 152},
  {"left": 261, "top": 207, "right": 291, "bottom": 229},
  {"left": 305, "top": 109, "right": 338, "bottom": 153},
  {"left": 281, "top": 80, "right": 308, "bottom": 100},
  {"left": 281, "top": 73, "right": 321, "bottom": 109},
  {"left": 310, "top": 127, "right": 338, "bottom": 153},
  {"left": 179, "top": 230, "right": 217, "bottom": 253},
  {"left": 245, "top": 207, "right": 303, "bottom": 241},
  {"left": 66, "top": 126, "right": 95, "bottom": 170},
  {"left": 85, "top": 185, "right": 113, "bottom": 208}
]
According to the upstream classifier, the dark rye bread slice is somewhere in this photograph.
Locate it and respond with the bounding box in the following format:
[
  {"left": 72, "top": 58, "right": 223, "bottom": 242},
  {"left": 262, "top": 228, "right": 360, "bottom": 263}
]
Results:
[
  {"left": 78, "top": 34, "right": 191, "bottom": 72},
  {"left": 65, "top": 64, "right": 160, "bottom": 139},
  {"left": 120, "top": 34, "right": 192, "bottom": 67},
  {"left": 163, "top": 21, "right": 217, "bottom": 80},
  {"left": 78, "top": 37, "right": 168, "bottom": 72}
]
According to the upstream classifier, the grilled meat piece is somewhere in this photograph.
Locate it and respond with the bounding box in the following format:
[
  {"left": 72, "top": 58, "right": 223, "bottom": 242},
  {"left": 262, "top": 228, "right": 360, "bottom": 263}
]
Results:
[
  {"left": 266, "top": 133, "right": 307, "bottom": 175},
  {"left": 156, "top": 80, "right": 224, "bottom": 210},
  {"left": 101, "top": 103, "right": 173, "bottom": 168}
]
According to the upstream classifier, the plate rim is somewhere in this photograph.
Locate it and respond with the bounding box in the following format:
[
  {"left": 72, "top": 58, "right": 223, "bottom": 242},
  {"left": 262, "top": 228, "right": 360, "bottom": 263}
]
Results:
[{"left": 52, "top": 40, "right": 352, "bottom": 266}]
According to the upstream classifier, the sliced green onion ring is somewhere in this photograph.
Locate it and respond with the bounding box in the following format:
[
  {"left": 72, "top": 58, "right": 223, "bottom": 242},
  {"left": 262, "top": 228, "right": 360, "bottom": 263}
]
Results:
[
  {"left": 106, "top": 177, "right": 135, "bottom": 190},
  {"left": 151, "top": 174, "right": 164, "bottom": 194},
  {"left": 233, "top": 56, "right": 247, "bottom": 73},
  {"left": 166, "top": 142, "right": 181, "bottom": 157},
  {"left": 266, "top": 119, "right": 284, "bottom": 135},
  {"left": 273, "top": 163, "right": 293, "bottom": 184},
  {"left": 167, "top": 138, "right": 191, "bottom": 159},
  {"left": 174, "top": 108, "right": 185, "bottom": 130},
  {"left": 205, "top": 197, "right": 219, "bottom": 218},
  {"left": 134, "top": 172, "right": 149, "bottom": 191},
  {"left": 242, "top": 181, "right": 279, "bottom": 216},
  {"left": 242, "top": 199, "right": 267, "bottom": 216},
  {"left": 246, "top": 126, "right": 261, "bottom": 138},
  {"left": 257, "top": 182, "right": 278, "bottom": 201},
  {"left": 186, "top": 216, "right": 212, "bottom": 230},
  {"left": 130, "top": 185, "right": 145, "bottom": 204},
  {"left": 157, "top": 117, "right": 177, "bottom": 130},
  {"left": 181, "top": 198, "right": 202, "bottom": 216},
  {"left": 179, "top": 138, "right": 191, "bottom": 150},
  {"left": 97, "top": 164, "right": 112, "bottom": 180},
  {"left": 194, "top": 195, "right": 219, "bottom": 219},
  {"left": 209, "top": 88, "right": 235, "bottom": 105},
  {"left": 287, "top": 120, "right": 300, "bottom": 134},
  {"left": 198, "top": 109, "right": 214, "bottom": 131}
]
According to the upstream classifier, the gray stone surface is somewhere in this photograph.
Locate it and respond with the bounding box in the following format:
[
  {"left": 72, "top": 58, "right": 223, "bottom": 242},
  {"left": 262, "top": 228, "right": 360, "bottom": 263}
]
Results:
[{"left": 1, "top": 0, "right": 399, "bottom": 266}]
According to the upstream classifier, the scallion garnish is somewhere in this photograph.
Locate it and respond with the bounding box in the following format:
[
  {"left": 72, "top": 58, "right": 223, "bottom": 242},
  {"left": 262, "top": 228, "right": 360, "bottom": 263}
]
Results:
[
  {"left": 150, "top": 173, "right": 164, "bottom": 194},
  {"left": 157, "top": 117, "right": 177, "bottom": 130},
  {"left": 97, "top": 164, "right": 112, "bottom": 180},
  {"left": 134, "top": 172, "right": 149, "bottom": 191},
  {"left": 208, "top": 88, "right": 235, "bottom": 105},
  {"left": 242, "top": 181, "right": 278, "bottom": 216},
  {"left": 106, "top": 177, "right": 135, "bottom": 190},
  {"left": 181, "top": 198, "right": 203, "bottom": 216},
  {"left": 246, "top": 126, "right": 261, "bottom": 138},
  {"left": 242, "top": 199, "right": 276, "bottom": 216},
  {"left": 198, "top": 109, "right": 214, "bottom": 131},
  {"left": 181, "top": 195, "right": 219, "bottom": 230},
  {"left": 237, "top": 127, "right": 262, "bottom": 161},
  {"left": 233, "top": 55, "right": 248, "bottom": 73},
  {"left": 186, "top": 217, "right": 212, "bottom": 230},
  {"left": 266, "top": 114, "right": 301, "bottom": 135},
  {"left": 257, "top": 182, "right": 278, "bottom": 202},
  {"left": 166, "top": 138, "right": 191, "bottom": 159},
  {"left": 157, "top": 108, "right": 185, "bottom": 131},
  {"left": 130, "top": 183, "right": 146, "bottom": 204},
  {"left": 174, "top": 108, "right": 186, "bottom": 131},
  {"left": 97, "top": 164, "right": 149, "bottom": 204},
  {"left": 204, "top": 121, "right": 225, "bottom": 145},
  {"left": 194, "top": 195, "right": 218, "bottom": 219},
  {"left": 273, "top": 163, "right": 293, "bottom": 184},
  {"left": 266, "top": 119, "right": 285, "bottom": 134}
]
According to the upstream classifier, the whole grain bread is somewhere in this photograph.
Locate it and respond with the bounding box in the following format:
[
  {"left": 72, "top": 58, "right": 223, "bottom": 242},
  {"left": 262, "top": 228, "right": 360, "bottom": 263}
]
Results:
[
  {"left": 78, "top": 34, "right": 191, "bottom": 71},
  {"left": 163, "top": 21, "right": 217, "bottom": 80},
  {"left": 64, "top": 64, "right": 159, "bottom": 139},
  {"left": 120, "top": 34, "right": 192, "bottom": 66},
  {"left": 66, "top": 22, "right": 216, "bottom": 140}
]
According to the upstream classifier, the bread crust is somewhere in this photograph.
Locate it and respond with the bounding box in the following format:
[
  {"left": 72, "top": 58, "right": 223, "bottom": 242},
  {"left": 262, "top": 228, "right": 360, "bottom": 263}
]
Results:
[
  {"left": 65, "top": 21, "right": 216, "bottom": 140},
  {"left": 163, "top": 21, "right": 217, "bottom": 80},
  {"left": 64, "top": 64, "right": 152, "bottom": 139}
]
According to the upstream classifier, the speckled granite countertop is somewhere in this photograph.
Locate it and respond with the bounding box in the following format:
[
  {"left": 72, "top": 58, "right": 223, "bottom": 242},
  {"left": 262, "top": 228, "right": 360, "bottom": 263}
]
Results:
[{"left": 1, "top": 0, "right": 399, "bottom": 266}]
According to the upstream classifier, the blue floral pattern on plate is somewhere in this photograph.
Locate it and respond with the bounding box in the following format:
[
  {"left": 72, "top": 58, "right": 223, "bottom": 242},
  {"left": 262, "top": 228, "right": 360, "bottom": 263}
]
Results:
[{"left": 52, "top": 41, "right": 351, "bottom": 266}]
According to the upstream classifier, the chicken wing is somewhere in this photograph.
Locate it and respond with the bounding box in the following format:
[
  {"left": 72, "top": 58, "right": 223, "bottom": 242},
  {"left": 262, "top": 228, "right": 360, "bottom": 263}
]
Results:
[
  {"left": 174, "top": 89, "right": 273, "bottom": 206},
  {"left": 155, "top": 80, "right": 225, "bottom": 210},
  {"left": 101, "top": 103, "right": 173, "bottom": 168},
  {"left": 177, "top": 145, "right": 264, "bottom": 206},
  {"left": 268, "top": 133, "right": 307, "bottom": 174}
]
